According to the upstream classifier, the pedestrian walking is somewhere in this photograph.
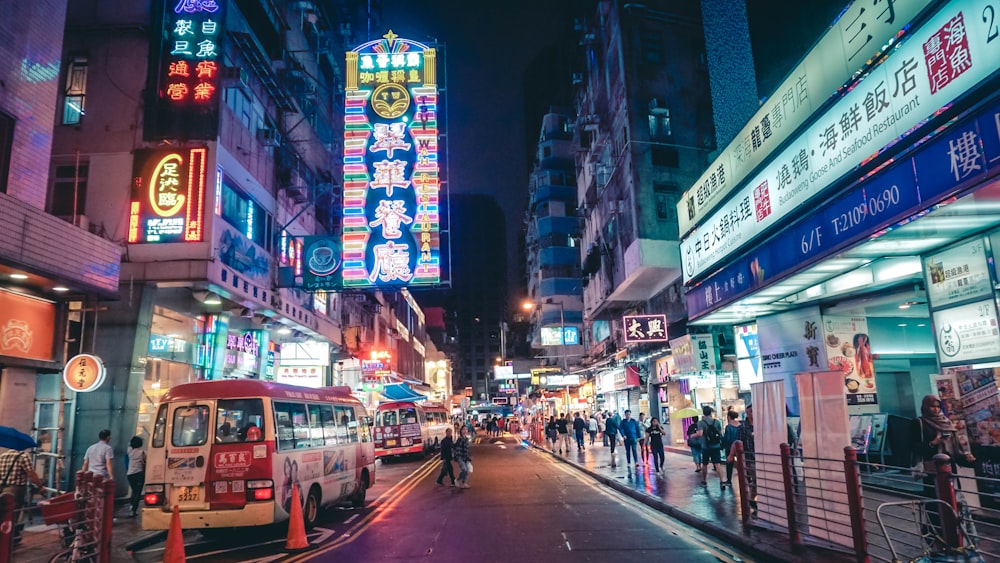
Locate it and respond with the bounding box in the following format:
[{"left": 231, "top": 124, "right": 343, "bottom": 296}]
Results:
[
  {"left": 588, "top": 415, "right": 599, "bottom": 446},
  {"left": 722, "top": 410, "right": 741, "bottom": 486},
  {"left": 638, "top": 412, "right": 651, "bottom": 465},
  {"left": 572, "top": 412, "right": 587, "bottom": 451},
  {"left": 556, "top": 413, "right": 571, "bottom": 454},
  {"left": 454, "top": 426, "right": 472, "bottom": 489},
  {"left": 687, "top": 416, "right": 703, "bottom": 471},
  {"left": 597, "top": 413, "right": 607, "bottom": 446},
  {"left": 0, "top": 444, "right": 43, "bottom": 543},
  {"left": 696, "top": 406, "right": 726, "bottom": 489},
  {"left": 126, "top": 436, "right": 146, "bottom": 517},
  {"left": 81, "top": 429, "right": 114, "bottom": 480},
  {"left": 605, "top": 412, "right": 621, "bottom": 466},
  {"left": 620, "top": 410, "right": 642, "bottom": 467},
  {"left": 647, "top": 418, "right": 666, "bottom": 474},
  {"left": 545, "top": 416, "right": 558, "bottom": 450},
  {"left": 435, "top": 427, "right": 456, "bottom": 486}
]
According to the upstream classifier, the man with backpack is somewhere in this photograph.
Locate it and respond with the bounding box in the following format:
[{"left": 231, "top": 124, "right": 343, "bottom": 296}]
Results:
[{"left": 696, "top": 405, "right": 727, "bottom": 489}]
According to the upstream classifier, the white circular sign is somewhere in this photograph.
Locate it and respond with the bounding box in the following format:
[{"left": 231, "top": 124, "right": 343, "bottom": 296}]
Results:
[{"left": 63, "top": 354, "right": 106, "bottom": 392}]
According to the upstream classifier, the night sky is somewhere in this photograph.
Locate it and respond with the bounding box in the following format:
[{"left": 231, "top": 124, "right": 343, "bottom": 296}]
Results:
[{"left": 375, "top": 0, "right": 846, "bottom": 298}]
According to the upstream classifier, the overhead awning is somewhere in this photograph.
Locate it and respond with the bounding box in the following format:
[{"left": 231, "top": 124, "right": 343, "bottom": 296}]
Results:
[{"left": 381, "top": 383, "right": 427, "bottom": 402}]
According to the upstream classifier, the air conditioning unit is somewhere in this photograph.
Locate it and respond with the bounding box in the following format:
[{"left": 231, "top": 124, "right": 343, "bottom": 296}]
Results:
[
  {"left": 572, "top": 73, "right": 583, "bottom": 85},
  {"left": 223, "top": 66, "right": 250, "bottom": 89},
  {"left": 648, "top": 98, "right": 668, "bottom": 114},
  {"left": 257, "top": 127, "right": 282, "bottom": 147}
]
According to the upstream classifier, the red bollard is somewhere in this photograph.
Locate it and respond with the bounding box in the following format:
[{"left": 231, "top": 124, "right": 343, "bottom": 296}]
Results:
[
  {"left": 779, "top": 443, "right": 801, "bottom": 546},
  {"left": 0, "top": 492, "right": 15, "bottom": 563},
  {"left": 933, "top": 454, "right": 961, "bottom": 548},
  {"left": 843, "top": 447, "right": 870, "bottom": 563},
  {"left": 733, "top": 441, "right": 752, "bottom": 529}
]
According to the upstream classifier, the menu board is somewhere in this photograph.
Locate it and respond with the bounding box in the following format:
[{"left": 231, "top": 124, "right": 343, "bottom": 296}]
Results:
[
  {"left": 822, "top": 315, "right": 877, "bottom": 405},
  {"left": 933, "top": 300, "right": 1000, "bottom": 366},
  {"left": 924, "top": 238, "right": 992, "bottom": 308}
]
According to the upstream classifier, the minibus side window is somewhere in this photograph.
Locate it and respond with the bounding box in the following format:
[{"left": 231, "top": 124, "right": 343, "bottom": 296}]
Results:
[
  {"left": 172, "top": 405, "right": 210, "bottom": 446},
  {"left": 152, "top": 404, "right": 167, "bottom": 448},
  {"left": 307, "top": 404, "right": 324, "bottom": 447},
  {"left": 336, "top": 406, "right": 359, "bottom": 443},
  {"left": 320, "top": 404, "right": 339, "bottom": 446},
  {"left": 356, "top": 407, "right": 371, "bottom": 443},
  {"left": 274, "top": 401, "right": 308, "bottom": 451}
]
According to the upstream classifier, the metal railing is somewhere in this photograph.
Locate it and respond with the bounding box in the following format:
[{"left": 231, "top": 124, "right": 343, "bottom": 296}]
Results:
[{"left": 0, "top": 471, "right": 114, "bottom": 563}]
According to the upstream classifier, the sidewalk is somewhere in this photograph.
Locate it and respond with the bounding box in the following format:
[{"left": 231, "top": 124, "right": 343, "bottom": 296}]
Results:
[{"left": 531, "top": 437, "right": 854, "bottom": 563}]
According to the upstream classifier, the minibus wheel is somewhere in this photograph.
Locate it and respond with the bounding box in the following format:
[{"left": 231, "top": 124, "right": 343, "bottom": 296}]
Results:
[{"left": 303, "top": 487, "right": 321, "bottom": 529}]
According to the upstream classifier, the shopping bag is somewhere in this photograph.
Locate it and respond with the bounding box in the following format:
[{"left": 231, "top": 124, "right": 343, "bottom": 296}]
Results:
[{"left": 466, "top": 461, "right": 474, "bottom": 474}]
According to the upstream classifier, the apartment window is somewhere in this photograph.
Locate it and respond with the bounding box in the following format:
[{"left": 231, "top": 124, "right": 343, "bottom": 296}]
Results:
[
  {"left": 0, "top": 112, "right": 12, "bottom": 194},
  {"left": 220, "top": 177, "right": 271, "bottom": 250},
  {"left": 648, "top": 109, "right": 671, "bottom": 139},
  {"left": 225, "top": 87, "right": 253, "bottom": 129},
  {"left": 50, "top": 164, "right": 89, "bottom": 217},
  {"left": 62, "top": 56, "right": 88, "bottom": 126}
]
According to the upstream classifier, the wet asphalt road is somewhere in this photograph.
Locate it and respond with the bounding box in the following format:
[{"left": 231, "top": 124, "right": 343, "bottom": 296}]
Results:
[{"left": 126, "top": 434, "right": 752, "bottom": 562}]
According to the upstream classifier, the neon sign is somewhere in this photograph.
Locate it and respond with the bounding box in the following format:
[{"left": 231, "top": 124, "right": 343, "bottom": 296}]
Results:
[
  {"left": 146, "top": 0, "right": 224, "bottom": 140},
  {"left": 341, "top": 30, "right": 444, "bottom": 288},
  {"left": 129, "top": 147, "right": 207, "bottom": 243}
]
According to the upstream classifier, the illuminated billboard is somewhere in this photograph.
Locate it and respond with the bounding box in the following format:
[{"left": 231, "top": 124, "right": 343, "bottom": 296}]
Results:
[
  {"left": 341, "top": 31, "right": 443, "bottom": 288},
  {"left": 129, "top": 147, "right": 208, "bottom": 243},
  {"left": 145, "top": 0, "right": 224, "bottom": 140}
]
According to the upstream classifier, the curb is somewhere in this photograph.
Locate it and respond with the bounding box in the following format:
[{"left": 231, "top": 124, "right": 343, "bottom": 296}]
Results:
[
  {"left": 124, "top": 530, "right": 168, "bottom": 553},
  {"left": 529, "top": 442, "right": 847, "bottom": 563}
]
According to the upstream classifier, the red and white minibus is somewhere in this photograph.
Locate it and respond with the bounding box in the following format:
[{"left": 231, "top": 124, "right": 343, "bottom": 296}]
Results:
[
  {"left": 141, "top": 380, "right": 375, "bottom": 531},
  {"left": 373, "top": 401, "right": 450, "bottom": 458}
]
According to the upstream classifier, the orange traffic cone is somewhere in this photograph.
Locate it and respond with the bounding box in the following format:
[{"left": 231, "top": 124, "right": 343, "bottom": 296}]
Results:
[
  {"left": 285, "top": 483, "right": 310, "bottom": 551},
  {"left": 163, "top": 505, "right": 186, "bottom": 562}
]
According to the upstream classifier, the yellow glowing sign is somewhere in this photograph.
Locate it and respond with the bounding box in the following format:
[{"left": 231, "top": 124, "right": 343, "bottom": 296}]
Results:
[{"left": 149, "top": 153, "right": 186, "bottom": 217}]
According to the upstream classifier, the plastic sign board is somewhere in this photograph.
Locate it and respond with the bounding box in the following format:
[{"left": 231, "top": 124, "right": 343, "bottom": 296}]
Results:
[
  {"left": 493, "top": 364, "right": 514, "bottom": 381},
  {"left": 64, "top": 354, "right": 106, "bottom": 392},
  {"left": 677, "top": 0, "right": 934, "bottom": 236},
  {"left": 129, "top": 148, "right": 208, "bottom": 243},
  {"left": 621, "top": 314, "right": 668, "bottom": 344},
  {"left": 681, "top": 0, "right": 1000, "bottom": 283},
  {"left": 341, "top": 31, "right": 444, "bottom": 288}
]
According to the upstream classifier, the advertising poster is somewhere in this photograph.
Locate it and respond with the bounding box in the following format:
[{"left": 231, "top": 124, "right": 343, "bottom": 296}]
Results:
[
  {"left": 940, "top": 368, "right": 1000, "bottom": 510},
  {"left": 923, "top": 238, "right": 992, "bottom": 308},
  {"left": 822, "top": 315, "right": 877, "bottom": 405},
  {"left": 757, "top": 307, "right": 827, "bottom": 414}
]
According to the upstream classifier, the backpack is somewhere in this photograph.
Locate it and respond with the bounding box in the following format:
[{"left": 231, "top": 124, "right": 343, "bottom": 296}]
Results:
[{"left": 703, "top": 419, "right": 722, "bottom": 447}]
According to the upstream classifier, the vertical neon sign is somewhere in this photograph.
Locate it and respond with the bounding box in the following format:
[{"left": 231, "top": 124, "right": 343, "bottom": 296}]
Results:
[{"left": 342, "top": 30, "right": 442, "bottom": 288}]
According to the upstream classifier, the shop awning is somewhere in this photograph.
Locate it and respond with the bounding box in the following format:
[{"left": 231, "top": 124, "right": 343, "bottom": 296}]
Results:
[{"left": 381, "top": 383, "right": 427, "bottom": 402}]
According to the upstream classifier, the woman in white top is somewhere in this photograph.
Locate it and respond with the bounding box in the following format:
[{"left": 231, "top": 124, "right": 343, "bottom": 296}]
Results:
[{"left": 126, "top": 436, "right": 146, "bottom": 517}]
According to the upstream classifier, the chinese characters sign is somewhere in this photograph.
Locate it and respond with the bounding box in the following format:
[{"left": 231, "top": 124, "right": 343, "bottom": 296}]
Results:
[
  {"left": 341, "top": 31, "right": 444, "bottom": 288},
  {"left": 934, "top": 300, "right": 1000, "bottom": 366},
  {"left": 924, "top": 237, "right": 993, "bottom": 309},
  {"left": 681, "top": 0, "right": 1000, "bottom": 283},
  {"left": 677, "top": 0, "right": 934, "bottom": 235},
  {"left": 129, "top": 148, "right": 207, "bottom": 243},
  {"left": 63, "top": 354, "right": 106, "bottom": 393},
  {"left": 622, "top": 314, "right": 668, "bottom": 344},
  {"left": 146, "top": 0, "right": 224, "bottom": 140},
  {"left": 541, "top": 326, "right": 579, "bottom": 346}
]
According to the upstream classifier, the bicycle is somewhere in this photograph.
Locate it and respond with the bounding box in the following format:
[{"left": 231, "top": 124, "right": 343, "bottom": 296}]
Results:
[{"left": 39, "top": 491, "right": 97, "bottom": 563}]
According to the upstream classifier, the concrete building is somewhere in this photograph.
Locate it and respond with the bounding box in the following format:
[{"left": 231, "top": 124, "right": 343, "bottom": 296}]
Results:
[{"left": 0, "top": 0, "right": 122, "bottom": 490}]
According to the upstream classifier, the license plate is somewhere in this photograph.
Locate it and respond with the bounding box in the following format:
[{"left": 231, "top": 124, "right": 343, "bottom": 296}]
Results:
[{"left": 176, "top": 486, "right": 200, "bottom": 502}]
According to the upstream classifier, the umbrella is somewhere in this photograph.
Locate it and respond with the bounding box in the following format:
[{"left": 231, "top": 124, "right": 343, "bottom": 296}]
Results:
[
  {"left": 0, "top": 426, "right": 36, "bottom": 450},
  {"left": 670, "top": 407, "right": 702, "bottom": 419}
]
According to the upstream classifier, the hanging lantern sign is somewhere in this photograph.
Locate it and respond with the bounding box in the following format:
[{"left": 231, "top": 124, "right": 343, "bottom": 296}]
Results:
[{"left": 63, "top": 354, "right": 107, "bottom": 392}]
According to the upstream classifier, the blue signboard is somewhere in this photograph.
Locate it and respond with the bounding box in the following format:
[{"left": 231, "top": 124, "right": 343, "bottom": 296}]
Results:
[{"left": 688, "top": 98, "right": 1000, "bottom": 319}]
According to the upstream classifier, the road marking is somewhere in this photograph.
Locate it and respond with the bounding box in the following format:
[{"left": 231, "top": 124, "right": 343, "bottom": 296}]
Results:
[
  {"left": 344, "top": 514, "right": 360, "bottom": 524},
  {"left": 561, "top": 531, "right": 572, "bottom": 551},
  {"left": 284, "top": 457, "right": 440, "bottom": 562}
]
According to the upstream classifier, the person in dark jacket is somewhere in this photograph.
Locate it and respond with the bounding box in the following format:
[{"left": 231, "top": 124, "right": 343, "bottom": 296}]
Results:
[
  {"left": 572, "top": 412, "right": 588, "bottom": 451},
  {"left": 435, "top": 427, "right": 456, "bottom": 486},
  {"left": 454, "top": 426, "right": 472, "bottom": 488},
  {"left": 555, "top": 413, "right": 571, "bottom": 454},
  {"left": 620, "top": 410, "right": 642, "bottom": 467},
  {"left": 605, "top": 412, "right": 621, "bottom": 466}
]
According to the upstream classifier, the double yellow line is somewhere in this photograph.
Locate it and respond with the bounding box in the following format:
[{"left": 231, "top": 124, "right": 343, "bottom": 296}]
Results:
[{"left": 284, "top": 456, "right": 440, "bottom": 561}]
